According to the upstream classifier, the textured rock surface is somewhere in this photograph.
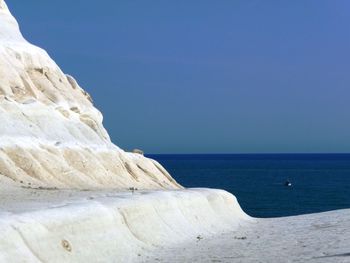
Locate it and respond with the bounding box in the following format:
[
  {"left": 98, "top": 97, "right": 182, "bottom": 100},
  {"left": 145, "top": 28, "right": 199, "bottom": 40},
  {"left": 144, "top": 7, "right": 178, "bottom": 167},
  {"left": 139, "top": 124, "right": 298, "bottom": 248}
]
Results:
[
  {"left": 0, "top": 1, "right": 180, "bottom": 189},
  {"left": 0, "top": 184, "right": 251, "bottom": 263},
  {"left": 145, "top": 209, "right": 350, "bottom": 263}
]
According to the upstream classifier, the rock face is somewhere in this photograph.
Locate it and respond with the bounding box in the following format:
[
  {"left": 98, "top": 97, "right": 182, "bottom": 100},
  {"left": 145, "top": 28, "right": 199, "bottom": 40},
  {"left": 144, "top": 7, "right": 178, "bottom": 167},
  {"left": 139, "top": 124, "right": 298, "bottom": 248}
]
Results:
[
  {"left": 0, "top": 188, "right": 251, "bottom": 262},
  {"left": 0, "top": 1, "right": 181, "bottom": 189}
]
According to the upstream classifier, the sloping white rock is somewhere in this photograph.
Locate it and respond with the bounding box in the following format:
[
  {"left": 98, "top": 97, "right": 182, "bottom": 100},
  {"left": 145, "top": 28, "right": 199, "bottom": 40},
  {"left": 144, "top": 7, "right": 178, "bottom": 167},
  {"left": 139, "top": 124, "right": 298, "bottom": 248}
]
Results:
[
  {"left": 0, "top": 1, "right": 180, "bottom": 189},
  {"left": 0, "top": 185, "right": 251, "bottom": 263}
]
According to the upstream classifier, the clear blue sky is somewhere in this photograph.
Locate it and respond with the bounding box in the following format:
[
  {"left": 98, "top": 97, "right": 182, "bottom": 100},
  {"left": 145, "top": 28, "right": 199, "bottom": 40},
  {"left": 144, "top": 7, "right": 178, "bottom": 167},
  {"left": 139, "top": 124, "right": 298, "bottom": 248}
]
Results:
[{"left": 8, "top": 1, "right": 350, "bottom": 154}]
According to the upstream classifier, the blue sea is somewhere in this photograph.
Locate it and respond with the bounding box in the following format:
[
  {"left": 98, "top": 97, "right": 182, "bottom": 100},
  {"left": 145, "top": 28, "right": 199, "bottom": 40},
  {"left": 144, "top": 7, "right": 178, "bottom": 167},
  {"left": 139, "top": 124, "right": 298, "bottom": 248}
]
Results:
[{"left": 148, "top": 154, "right": 350, "bottom": 218}]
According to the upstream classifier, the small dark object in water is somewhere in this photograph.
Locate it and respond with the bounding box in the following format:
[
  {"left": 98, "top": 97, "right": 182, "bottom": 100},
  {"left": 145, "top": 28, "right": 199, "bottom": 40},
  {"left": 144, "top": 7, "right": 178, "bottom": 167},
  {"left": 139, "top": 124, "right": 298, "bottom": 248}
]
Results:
[{"left": 284, "top": 180, "right": 292, "bottom": 187}]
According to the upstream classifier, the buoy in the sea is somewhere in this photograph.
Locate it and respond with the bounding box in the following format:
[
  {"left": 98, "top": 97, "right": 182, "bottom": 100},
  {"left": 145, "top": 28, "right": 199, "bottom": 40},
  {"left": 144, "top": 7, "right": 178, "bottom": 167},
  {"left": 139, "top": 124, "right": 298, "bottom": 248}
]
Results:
[{"left": 284, "top": 180, "right": 292, "bottom": 187}]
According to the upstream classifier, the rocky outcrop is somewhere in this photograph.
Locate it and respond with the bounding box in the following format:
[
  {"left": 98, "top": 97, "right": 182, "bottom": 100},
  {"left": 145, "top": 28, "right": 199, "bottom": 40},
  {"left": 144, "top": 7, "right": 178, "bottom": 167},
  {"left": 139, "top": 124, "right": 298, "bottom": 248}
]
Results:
[
  {"left": 0, "top": 188, "right": 251, "bottom": 262},
  {"left": 0, "top": 1, "right": 181, "bottom": 190}
]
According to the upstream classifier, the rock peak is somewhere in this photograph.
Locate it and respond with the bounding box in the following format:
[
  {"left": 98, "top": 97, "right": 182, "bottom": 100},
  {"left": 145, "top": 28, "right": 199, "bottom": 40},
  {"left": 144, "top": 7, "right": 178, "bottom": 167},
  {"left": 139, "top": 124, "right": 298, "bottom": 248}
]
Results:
[{"left": 0, "top": 1, "right": 181, "bottom": 190}]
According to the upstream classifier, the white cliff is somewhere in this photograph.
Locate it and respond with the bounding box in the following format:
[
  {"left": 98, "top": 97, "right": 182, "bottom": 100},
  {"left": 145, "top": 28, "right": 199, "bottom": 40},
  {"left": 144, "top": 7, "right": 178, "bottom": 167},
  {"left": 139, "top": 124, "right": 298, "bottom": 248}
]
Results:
[{"left": 0, "top": 1, "right": 180, "bottom": 190}]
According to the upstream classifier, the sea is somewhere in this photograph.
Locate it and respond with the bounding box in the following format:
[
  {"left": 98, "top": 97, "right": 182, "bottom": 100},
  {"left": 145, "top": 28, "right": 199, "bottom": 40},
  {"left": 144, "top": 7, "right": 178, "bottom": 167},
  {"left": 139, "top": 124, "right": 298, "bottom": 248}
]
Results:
[{"left": 148, "top": 154, "right": 350, "bottom": 218}]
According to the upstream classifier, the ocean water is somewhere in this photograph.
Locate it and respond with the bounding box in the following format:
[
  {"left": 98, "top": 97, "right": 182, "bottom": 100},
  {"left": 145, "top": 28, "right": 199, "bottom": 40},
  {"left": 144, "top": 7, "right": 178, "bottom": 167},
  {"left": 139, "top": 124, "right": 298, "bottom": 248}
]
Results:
[{"left": 148, "top": 154, "right": 350, "bottom": 218}]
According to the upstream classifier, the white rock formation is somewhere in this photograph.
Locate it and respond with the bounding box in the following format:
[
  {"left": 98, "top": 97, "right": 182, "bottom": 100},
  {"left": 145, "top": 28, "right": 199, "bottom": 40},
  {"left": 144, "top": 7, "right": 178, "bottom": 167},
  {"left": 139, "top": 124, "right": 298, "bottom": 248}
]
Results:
[
  {"left": 0, "top": 1, "right": 180, "bottom": 189},
  {"left": 0, "top": 185, "right": 251, "bottom": 263}
]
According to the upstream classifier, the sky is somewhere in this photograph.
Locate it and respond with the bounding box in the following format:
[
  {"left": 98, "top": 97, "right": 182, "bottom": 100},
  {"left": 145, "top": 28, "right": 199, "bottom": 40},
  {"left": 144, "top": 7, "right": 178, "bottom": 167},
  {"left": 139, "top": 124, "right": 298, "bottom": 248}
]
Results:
[{"left": 7, "top": 0, "right": 350, "bottom": 154}]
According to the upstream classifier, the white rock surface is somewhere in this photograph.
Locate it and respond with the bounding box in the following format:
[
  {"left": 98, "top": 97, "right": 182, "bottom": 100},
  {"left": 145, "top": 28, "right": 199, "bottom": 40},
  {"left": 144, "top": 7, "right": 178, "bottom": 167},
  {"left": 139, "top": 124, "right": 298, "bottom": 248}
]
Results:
[
  {"left": 145, "top": 208, "right": 350, "bottom": 263},
  {"left": 0, "top": 179, "right": 251, "bottom": 263},
  {"left": 0, "top": 1, "right": 180, "bottom": 190}
]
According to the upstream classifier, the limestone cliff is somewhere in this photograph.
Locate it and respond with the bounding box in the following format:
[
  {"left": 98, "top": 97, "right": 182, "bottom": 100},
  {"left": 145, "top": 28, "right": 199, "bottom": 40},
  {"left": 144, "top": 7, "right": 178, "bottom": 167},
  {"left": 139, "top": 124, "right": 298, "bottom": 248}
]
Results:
[{"left": 0, "top": 1, "right": 181, "bottom": 189}]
